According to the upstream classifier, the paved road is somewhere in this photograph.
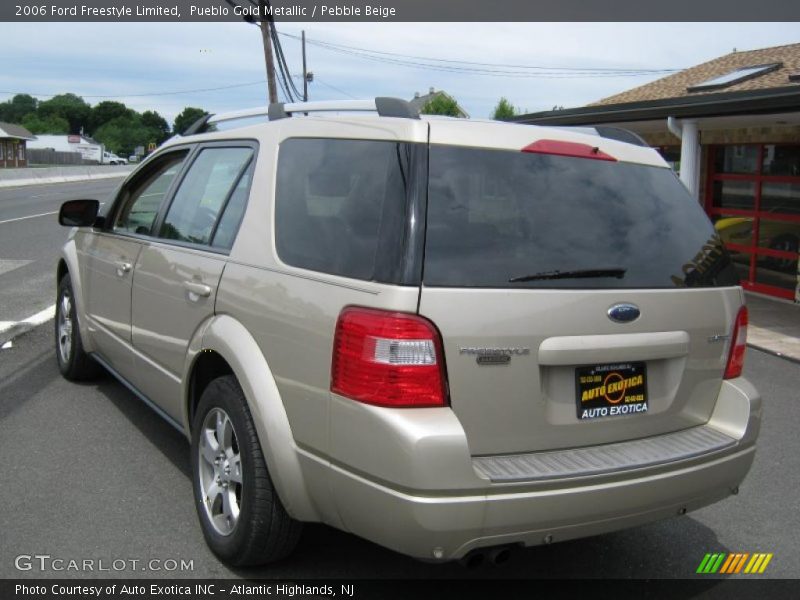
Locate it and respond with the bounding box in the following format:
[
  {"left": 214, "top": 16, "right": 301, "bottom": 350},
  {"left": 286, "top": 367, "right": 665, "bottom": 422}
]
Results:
[
  {"left": 0, "top": 318, "right": 797, "bottom": 579},
  {"left": 0, "top": 179, "right": 122, "bottom": 325}
]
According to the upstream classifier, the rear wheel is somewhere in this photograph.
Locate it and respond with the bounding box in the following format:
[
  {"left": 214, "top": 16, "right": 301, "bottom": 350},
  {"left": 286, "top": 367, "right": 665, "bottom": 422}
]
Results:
[
  {"left": 55, "top": 274, "right": 102, "bottom": 380},
  {"left": 191, "top": 375, "right": 302, "bottom": 566}
]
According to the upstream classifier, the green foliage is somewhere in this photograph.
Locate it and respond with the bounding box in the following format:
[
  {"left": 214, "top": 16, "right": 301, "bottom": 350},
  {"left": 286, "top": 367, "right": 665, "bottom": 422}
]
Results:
[
  {"left": 88, "top": 101, "right": 134, "bottom": 134},
  {"left": 37, "top": 93, "right": 91, "bottom": 134},
  {"left": 0, "top": 94, "right": 38, "bottom": 123},
  {"left": 140, "top": 110, "right": 170, "bottom": 143},
  {"left": 3, "top": 91, "right": 209, "bottom": 154},
  {"left": 93, "top": 113, "right": 167, "bottom": 157},
  {"left": 21, "top": 113, "right": 70, "bottom": 134},
  {"left": 420, "top": 94, "right": 463, "bottom": 118},
  {"left": 492, "top": 97, "right": 518, "bottom": 120},
  {"left": 173, "top": 107, "right": 208, "bottom": 135}
]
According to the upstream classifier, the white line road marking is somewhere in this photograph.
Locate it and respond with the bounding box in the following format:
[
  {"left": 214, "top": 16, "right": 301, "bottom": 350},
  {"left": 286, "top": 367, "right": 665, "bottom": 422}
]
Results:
[
  {"left": 0, "top": 304, "right": 56, "bottom": 335},
  {"left": 0, "top": 259, "right": 32, "bottom": 277},
  {"left": 0, "top": 210, "right": 58, "bottom": 225}
]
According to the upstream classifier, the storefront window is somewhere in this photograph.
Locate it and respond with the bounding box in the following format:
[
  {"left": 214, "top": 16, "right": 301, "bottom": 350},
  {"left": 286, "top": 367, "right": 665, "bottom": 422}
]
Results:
[
  {"left": 761, "top": 182, "right": 800, "bottom": 215},
  {"left": 713, "top": 145, "right": 759, "bottom": 174},
  {"left": 17, "top": 143, "right": 25, "bottom": 160},
  {"left": 711, "top": 180, "right": 756, "bottom": 210},
  {"left": 762, "top": 144, "right": 800, "bottom": 176}
]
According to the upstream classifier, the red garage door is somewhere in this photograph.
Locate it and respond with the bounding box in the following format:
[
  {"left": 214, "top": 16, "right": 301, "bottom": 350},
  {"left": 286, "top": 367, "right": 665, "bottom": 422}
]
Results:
[{"left": 706, "top": 143, "right": 800, "bottom": 301}]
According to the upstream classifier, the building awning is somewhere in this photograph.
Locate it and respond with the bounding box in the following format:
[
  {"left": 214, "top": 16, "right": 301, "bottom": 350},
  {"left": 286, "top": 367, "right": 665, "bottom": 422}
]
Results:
[{"left": 514, "top": 85, "right": 800, "bottom": 127}]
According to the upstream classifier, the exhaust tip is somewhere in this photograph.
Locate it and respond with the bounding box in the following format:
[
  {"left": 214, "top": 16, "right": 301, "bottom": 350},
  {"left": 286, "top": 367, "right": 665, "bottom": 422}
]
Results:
[
  {"left": 460, "top": 550, "right": 486, "bottom": 569},
  {"left": 488, "top": 547, "right": 512, "bottom": 565}
]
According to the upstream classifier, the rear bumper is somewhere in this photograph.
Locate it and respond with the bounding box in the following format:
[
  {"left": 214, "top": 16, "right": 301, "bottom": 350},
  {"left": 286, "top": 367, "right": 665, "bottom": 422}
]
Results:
[
  {"left": 326, "top": 444, "right": 754, "bottom": 560},
  {"left": 306, "top": 377, "right": 761, "bottom": 560}
]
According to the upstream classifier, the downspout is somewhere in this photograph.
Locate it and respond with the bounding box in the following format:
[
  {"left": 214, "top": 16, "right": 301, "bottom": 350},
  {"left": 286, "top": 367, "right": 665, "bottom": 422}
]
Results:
[{"left": 667, "top": 116, "right": 700, "bottom": 201}]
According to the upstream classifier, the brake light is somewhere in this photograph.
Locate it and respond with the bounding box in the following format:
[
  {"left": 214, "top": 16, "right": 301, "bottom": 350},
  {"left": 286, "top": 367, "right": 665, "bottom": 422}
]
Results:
[
  {"left": 331, "top": 307, "right": 448, "bottom": 407},
  {"left": 521, "top": 139, "right": 617, "bottom": 161},
  {"left": 724, "top": 306, "right": 748, "bottom": 379}
]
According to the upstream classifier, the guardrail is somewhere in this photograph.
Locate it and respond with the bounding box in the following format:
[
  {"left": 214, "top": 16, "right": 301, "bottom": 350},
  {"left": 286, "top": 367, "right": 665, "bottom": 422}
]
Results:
[{"left": 0, "top": 165, "right": 134, "bottom": 188}]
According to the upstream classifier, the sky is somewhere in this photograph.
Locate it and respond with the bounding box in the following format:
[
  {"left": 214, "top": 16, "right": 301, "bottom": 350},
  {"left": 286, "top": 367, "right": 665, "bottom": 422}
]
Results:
[{"left": 1, "top": 22, "right": 798, "bottom": 126}]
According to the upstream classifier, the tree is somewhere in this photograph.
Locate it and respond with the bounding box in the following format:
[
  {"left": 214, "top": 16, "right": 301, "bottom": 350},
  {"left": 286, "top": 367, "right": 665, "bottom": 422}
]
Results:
[
  {"left": 420, "top": 94, "right": 463, "bottom": 118},
  {"left": 93, "top": 115, "right": 154, "bottom": 156},
  {"left": 492, "top": 97, "right": 518, "bottom": 120},
  {"left": 141, "top": 110, "right": 170, "bottom": 143},
  {"left": 37, "top": 93, "right": 91, "bottom": 134},
  {"left": 21, "top": 113, "right": 70, "bottom": 134},
  {"left": 173, "top": 107, "right": 208, "bottom": 135},
  {"left": 0, "top": 94, "right": 38, "bottom": 123},
  {"left": 88, "top": 101, "right": 133, "bottom": 134}
]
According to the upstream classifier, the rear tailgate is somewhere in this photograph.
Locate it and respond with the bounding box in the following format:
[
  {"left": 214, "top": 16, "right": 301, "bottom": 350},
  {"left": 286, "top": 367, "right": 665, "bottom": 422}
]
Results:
[
  {"left": 419, "top": 287, "right": 741, "bottom": 455},
  {"left": 419, "top": 127, "right": 742, "bottom": 456}
]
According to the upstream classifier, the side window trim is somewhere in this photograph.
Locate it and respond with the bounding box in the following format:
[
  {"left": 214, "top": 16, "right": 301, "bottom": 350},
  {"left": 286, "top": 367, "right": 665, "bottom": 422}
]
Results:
[
  {"left": 151, "top": 139, "right": 258, "bottom": 251},
  {"left": 209, "top": 157, "right": 254, "bottom": 248},
  {"left": 107, "top": 145, "right": 195, "bottom": 237}
]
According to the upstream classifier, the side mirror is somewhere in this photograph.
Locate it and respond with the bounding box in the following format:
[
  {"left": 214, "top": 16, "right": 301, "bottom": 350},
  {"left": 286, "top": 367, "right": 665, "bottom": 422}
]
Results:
[{"left": 59, "top": 199, "right": 100, "bottom": 227}]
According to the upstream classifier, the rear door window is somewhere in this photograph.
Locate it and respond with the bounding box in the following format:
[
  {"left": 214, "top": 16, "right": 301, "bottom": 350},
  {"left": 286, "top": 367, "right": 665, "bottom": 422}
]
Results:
[
  {"left": 423, "top": 145, "right": 739, "bottom": 289},
  {"left": 159, "top": 147, "right": 253, "bottom": 246}
]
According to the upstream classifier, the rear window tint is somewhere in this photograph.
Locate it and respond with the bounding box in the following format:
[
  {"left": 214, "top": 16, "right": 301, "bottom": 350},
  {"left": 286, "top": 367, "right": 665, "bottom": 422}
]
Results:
[
  {"left": 275, "top": 138, "right": 412, "bottom": 281},
  {"left": 424, "top": 145, "right": 739, "bottom": 289}
]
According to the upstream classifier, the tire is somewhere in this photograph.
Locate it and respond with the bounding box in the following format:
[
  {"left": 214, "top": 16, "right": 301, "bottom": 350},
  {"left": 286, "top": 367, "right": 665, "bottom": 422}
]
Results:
[
  {"left": 55, "top": 274, "right": 102, "bottom": 381},
  {"left": 191, "top": 375, "right": 302, "bottom": 566}
]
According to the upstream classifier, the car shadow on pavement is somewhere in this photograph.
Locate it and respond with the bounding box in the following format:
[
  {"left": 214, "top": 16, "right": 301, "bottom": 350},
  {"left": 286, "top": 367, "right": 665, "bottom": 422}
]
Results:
[{"left": 95, "top": 374, "right": 192, "bottom": 479}]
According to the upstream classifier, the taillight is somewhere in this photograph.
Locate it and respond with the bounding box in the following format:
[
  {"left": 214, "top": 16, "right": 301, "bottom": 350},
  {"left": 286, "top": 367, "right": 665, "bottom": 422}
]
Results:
[
  {"left": 331, "top": 307, "right": 448, "bottom": 408},
  {"left": 521, "top": 139, "right": 617, "bottom": 161},
  {"left": 724, "top": 306, "right": 748, "bottom": 379}
]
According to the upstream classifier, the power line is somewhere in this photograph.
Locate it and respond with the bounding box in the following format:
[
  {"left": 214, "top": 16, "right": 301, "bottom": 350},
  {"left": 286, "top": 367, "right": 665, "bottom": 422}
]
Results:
[{"left": 278, "top": 31, "right": 681, "bottom": 77}]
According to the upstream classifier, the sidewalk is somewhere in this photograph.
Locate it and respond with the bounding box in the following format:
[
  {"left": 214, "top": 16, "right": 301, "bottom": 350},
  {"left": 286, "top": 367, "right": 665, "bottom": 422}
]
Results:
[{"left": 746, "top": 292, "right": 800, "bottom": 363}]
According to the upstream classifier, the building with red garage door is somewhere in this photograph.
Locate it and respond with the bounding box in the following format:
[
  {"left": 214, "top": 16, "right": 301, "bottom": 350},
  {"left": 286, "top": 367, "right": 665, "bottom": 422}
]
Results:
[{"left": 517, "top": 43, "right": 800, "bottom": 302}]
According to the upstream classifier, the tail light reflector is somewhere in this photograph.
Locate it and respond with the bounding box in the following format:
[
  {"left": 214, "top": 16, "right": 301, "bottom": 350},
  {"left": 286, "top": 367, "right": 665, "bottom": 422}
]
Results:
[
  {"left": 724, "top": 306, "right": 748, "bottom": 379},
  {"left": 331, "top": 307, "right": 448, "bottom": 408}
]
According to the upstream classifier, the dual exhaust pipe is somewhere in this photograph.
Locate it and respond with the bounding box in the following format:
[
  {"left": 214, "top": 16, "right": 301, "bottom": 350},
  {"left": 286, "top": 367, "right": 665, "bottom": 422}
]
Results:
[{"left": 459, "top": 545, "right": 514, "bottom": 569}]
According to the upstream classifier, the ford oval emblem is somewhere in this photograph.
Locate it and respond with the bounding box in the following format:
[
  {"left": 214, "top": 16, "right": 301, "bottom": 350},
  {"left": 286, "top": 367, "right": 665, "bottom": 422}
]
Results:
[{"left": 608, "top": 303, "right": 640, "bottom": 323}]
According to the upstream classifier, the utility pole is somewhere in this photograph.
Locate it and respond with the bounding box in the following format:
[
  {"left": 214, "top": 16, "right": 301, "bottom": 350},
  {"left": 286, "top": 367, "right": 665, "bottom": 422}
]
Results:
[
  {"left": 258, "top": 0, "right": 278, "bottom": 103},
  {"left": 302, "top": 30, "right": 308, "bottom": 102}
]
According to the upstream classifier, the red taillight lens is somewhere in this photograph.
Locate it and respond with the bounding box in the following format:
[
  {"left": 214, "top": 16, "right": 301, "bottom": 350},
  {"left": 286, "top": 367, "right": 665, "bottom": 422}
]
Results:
[
  {"left": 724, "top": 306, "right": 748, "bottom": 379},
  {"left": 521, "top": 139, "right": 617, "bottom": 161},
  {"left": 331, "top": 307, "right": 448, "bottom": 408}
]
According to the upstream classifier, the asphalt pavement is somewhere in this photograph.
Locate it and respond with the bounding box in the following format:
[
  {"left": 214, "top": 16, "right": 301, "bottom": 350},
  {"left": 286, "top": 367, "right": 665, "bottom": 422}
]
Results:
[
  {"left": 0, "top": 179, "right": 122, "bottom": 326},
  {"left": 0, "top": 324, "right": 796, "bottom": 580},
  {"left": 1, "top": 179, "right": 798, "bottom": 582}
]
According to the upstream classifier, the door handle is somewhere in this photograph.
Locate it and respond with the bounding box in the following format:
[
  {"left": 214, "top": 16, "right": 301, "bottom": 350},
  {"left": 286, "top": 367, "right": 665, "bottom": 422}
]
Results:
[
  {"left": 116, "top": 261, "right": 132, "bottom": 277},
  {"left": 184, "top": 281, "right": 213, "bottom": 299}
]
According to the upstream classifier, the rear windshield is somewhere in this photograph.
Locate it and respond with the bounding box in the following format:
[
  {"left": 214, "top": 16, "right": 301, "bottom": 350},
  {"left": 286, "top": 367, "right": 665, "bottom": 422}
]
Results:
[{"left": 423, "top": 145, "right": 739, "bottom": 289}]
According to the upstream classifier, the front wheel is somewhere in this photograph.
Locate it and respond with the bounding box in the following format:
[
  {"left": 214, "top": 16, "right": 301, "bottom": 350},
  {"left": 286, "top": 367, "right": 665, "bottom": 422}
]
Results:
[
  {"left": 55, "top": 274, "right": 102, "bottom": 380},
  {"left": 191, "top": 375, "right": 302, "bottom": 566}
]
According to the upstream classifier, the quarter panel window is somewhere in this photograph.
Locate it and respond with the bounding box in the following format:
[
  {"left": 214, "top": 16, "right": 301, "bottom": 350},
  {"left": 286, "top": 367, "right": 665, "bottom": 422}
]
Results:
[
  {"left": 160, "top": 147, "right": 253, "bottom": 246},
  {"left": 275, "top": 138, "right": 410, "bottom": 280}
]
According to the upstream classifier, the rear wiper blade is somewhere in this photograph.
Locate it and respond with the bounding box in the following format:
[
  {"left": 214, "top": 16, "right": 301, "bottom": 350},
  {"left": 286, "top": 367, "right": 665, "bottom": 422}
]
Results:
[{"left": 508, "top": 268, "right": 627, "bottom": 283}]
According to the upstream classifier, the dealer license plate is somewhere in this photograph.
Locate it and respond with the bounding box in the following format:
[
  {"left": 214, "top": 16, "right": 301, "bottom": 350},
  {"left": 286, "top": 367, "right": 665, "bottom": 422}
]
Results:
[{"left": 576, "top": 362, "right": 647, "bottom": 420}]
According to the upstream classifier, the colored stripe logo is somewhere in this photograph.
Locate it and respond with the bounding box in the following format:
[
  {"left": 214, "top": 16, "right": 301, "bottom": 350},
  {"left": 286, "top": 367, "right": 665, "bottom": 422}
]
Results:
[{"left": 696, "top": 552, "right": 773, "bottom": 574}]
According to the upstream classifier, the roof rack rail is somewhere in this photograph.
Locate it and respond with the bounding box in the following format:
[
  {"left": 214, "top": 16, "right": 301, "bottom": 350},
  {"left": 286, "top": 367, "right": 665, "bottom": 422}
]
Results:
[{"left": 204, "top": 97, "right": 419, "bottom": 128}]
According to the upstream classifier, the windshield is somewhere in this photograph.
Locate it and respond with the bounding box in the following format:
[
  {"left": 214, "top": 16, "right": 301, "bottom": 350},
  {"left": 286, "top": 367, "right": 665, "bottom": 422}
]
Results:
[{"left": 423, "top": 145, "right": 739, "bottom": 289}]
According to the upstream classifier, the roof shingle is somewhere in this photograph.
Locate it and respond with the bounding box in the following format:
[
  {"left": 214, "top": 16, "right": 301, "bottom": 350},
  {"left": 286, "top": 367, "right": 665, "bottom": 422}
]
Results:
[{"left": 593, "top": 42, "right": 800, "bottom": 106}]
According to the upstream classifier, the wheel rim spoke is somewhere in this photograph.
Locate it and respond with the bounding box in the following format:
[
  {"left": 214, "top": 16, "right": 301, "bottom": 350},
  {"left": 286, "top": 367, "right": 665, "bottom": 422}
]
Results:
[
  {"left": 228, "top": 453, "right": 242, "bottom": 484},
  {"left": 198, "top": 407, "right": 242, "bottom": 536}
]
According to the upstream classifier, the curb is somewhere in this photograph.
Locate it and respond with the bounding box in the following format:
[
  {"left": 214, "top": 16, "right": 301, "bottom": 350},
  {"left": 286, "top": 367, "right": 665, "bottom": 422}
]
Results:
[{"left": 0, "top": 167, "right": 133, "bottom": 189}]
